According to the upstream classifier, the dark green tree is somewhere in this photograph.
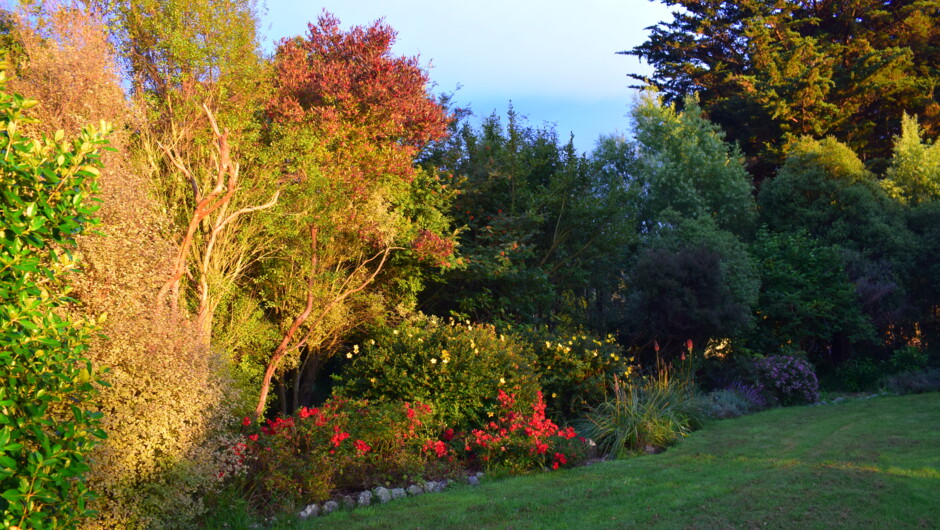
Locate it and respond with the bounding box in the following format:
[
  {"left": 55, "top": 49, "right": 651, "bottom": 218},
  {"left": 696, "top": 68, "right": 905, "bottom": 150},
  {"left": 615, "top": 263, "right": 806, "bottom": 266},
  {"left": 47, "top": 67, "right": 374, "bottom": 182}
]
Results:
[{"left": 420, "top": 106, "right": 634, "bottom": 328}]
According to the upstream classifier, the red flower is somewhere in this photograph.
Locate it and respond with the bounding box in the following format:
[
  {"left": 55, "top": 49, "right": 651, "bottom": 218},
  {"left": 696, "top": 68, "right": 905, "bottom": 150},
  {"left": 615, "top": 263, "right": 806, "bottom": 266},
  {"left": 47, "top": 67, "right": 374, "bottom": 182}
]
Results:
[
  {"left": 354, "top": 439, "right": 371, "bottom": 455},
  {"left": 331, "top": 426, "right": 351, "bottom": 447},
  {"left": 248, "top": 434, "right": 259, "bottom": 442},
  {"left": 686, "top": 339, "right": 694, "bottom": 352},
  {"left": 242, "top": 416, "right": 251, "bottom": 426},
  {"left": 654, "top": 340, "right": 660, "bottom": 353},
  {"left": 442, "top": 428, "right": 455, "bottom": 441}
]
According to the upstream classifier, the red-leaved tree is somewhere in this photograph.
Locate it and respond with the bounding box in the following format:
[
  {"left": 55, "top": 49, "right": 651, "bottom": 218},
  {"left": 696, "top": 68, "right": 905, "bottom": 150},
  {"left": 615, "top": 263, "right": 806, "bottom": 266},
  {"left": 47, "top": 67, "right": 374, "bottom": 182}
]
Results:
[{"left": 252, "top": 11, "right": 455, "bottom": 418}]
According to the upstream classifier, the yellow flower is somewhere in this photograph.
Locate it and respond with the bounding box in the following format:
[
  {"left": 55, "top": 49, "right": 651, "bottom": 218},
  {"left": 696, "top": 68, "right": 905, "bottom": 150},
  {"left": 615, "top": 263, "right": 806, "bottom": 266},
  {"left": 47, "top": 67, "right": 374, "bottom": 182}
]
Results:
[
  {"left": 353, "top": 344, "right": 359, "bottom": 353},
  {"left": 431, "top": 358, "right": 438, "bottom": 364},
  {"left": 346, "top": 352, "right": 353, "bottom": 359},
  {"left": 499, "top": 377, "right": 506, "bottom": 384},
  {"left": 393, "top": 330, "right": 399, "bottom": 335},
  {"left": 487, "top": 411, "right": 494, "bottom": 417},
  {"left": 369, "top": 377, "right": 377, "bottom": 384},
  {"left": 551, "top": 392, "right": 557, "bottom": 398}
]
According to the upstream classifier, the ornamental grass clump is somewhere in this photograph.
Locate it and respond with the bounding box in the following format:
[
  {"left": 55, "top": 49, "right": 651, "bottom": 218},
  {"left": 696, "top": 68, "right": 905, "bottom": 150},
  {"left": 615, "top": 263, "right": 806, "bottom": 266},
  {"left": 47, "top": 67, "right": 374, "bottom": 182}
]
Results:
[
  {"left": 753, "top": 355, "right": 820, "bottom": 405},
  {"left": 580, "top": 372, "right": 705, "bottom": 458}
]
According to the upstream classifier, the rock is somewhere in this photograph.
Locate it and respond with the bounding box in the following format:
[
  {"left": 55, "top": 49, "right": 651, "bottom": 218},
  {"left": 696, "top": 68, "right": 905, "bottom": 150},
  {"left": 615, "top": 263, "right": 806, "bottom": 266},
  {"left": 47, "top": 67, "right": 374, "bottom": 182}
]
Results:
[
  {"left": 468, "top": 475, "right": 480, "bottom": 486},
  {"left": 357, "top": 490, "right": 373, "bottom": 507},
  {"left": 391, "top": 487, "right": 407, "bottom": 500},
  {"left": 373, "top": 486, "right": 392, "bottom": 503},
  {"left": 406, "top": 484, "right": 424, "bottom": 496},
  {"left": 298, "top": 503, "right": 319, "bottom": 519},
  {"left": 475, "top": 471, "right": 485, "bottom": 480},
  {"left": 342, "top": 495, "right": 356, "bottom": 510},
  {"left": 322, "top": 500, "right": 339, "bottom": 515}
]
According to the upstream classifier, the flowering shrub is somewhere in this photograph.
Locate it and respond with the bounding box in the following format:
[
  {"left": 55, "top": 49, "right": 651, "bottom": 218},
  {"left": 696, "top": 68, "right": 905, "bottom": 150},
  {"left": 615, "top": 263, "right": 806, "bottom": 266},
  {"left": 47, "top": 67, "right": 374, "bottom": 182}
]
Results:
[
  {"left": 236, "top": 398, "right": 458, "bottom": 512},
  {"left": 333, "top": 314, "right": 540, "bottom": 431},
  {"left": 753, "top": 355, "right": 820, "bottom": 405},
  {"left": 518, "top": 326, "right": 631, "bottom": 421},
  {"left": 456, "top": 389, "right": 588, "bottom": 474}
]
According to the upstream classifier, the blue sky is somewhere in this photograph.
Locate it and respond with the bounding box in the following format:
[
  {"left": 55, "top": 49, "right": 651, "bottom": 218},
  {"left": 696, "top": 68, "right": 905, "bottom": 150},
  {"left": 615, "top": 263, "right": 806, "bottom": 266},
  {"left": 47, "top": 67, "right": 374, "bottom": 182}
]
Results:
[{"left": 259, "top": 1, "right": 673, "bottom": 154}]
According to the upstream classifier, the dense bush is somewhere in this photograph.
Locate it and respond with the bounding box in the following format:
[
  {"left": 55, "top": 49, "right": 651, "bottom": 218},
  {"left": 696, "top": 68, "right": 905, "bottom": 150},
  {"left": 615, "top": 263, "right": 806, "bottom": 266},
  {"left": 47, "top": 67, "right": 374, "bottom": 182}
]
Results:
[
  {"left": 8, "top": 8, "right": 254, "bottom": 526},
  {"left": 880, "top": 369, "right": 940, "bottom": 395},
  {"left": 0, "top": 64, "right": 108, "bottom": 528},
  {"left": 456, "top": 389, "right": 588, "bottom": 474},
  {"left": 333, "top": 314, "right": 540, "bottom": 431},
  {"left": 519, "top": 327, "right": 630, "bottom": 421},
  {"left": 753, "top": 355, "right": 820, "bottom": 405},
  {"left": 703, "top": 381, "right": 767, "bottom": 419},
  {"left": 238, "top": 397, "right": 458, "bottom": 513},
  {"left": 579, "top": 373, "right": 705, "bottom": 458}
]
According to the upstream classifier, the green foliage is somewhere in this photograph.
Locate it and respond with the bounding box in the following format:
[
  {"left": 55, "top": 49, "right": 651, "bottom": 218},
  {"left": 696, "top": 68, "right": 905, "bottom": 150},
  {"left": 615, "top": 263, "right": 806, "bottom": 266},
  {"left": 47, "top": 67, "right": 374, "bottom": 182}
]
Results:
[
  {"left": 883, "top": 113, "right": 940, "bottom": 206},
  {"left": 333, "top": 315, "right": 540, "bottom": 432},
  {"left": 0, "top": 67, "right": 109, "bottom": 527},
  {"left": 627, "top": 0, "right": 940, "bottom": 177},
  {"left": 579, "top": 373, "right": 705, "bottom": 458},
  {"left": 622, "top": 215, "right": 759, "bottom": 359},
  {"left": 757, "top": 137, "right": 914, "bottom": 347},
  {"left": 747, "top": 229, "right": 874, "bottom": 360},
  {"left": 519, "top": 327, "right": 630, "bottom": 421},
  {"left": 422, "top": 107, "right": 634, "bottom": 328},
  {"left": 630, "top": 93, "right": 756, "bottom": 236}
]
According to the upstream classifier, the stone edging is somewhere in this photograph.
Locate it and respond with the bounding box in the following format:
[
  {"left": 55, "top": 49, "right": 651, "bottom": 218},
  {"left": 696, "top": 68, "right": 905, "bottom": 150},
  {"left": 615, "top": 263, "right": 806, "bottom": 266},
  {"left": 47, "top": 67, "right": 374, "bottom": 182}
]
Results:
[{"left": 297, "top": 472, "right": 485, "bottom": 519}]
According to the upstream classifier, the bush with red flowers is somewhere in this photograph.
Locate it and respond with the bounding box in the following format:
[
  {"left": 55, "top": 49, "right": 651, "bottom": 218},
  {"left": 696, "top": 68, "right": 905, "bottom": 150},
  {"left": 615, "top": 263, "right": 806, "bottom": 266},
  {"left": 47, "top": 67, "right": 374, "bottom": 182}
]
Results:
[
  {"left": 454, "top": 389, "right": 589, "bottom": 474},
  {"left": 237, "top": 398, "right": 460, "bottom": 512}
]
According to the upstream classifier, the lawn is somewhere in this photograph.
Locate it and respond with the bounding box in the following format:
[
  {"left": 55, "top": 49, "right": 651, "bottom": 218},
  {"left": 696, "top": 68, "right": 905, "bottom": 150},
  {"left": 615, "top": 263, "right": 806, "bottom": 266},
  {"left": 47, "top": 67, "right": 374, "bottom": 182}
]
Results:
[{"left": 299, "top": 392, "right": 940, "bottom": 529}]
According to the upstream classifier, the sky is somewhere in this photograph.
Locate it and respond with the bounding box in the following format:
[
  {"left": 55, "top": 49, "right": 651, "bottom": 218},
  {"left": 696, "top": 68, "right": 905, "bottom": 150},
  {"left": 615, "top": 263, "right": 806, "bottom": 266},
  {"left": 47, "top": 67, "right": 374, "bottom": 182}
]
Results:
[{"left": 259, "top": 1, "right": 674, "bottom": 154}]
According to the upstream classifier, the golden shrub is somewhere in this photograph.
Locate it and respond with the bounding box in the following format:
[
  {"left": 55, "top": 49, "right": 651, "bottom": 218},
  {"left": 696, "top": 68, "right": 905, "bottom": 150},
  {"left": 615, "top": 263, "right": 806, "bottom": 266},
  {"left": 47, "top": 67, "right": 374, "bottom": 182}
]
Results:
[{"left": 8, "top": 4, "right": 245, "bottom": 527}]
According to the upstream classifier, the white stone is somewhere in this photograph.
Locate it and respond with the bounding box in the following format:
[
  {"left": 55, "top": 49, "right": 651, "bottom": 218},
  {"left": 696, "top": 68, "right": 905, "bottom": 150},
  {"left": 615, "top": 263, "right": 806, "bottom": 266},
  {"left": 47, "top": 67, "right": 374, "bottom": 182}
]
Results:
[
  {"left": 391, "top": 488, "right": 407, "bottom": 500},
  {"left": 322, "top": 500, "right": 339, "bottom": 515},
  {"left": 407, "top": 484, "right": 424, "bottom": 496},
  {"left": 298, "top": 503, "right": 319, "bottom": 519},
  {"left": 357, "top": 490, "right": 373, "bottom": 507},
  {"left": 373, "top": 486, "right": 392, "bottom": 503}
]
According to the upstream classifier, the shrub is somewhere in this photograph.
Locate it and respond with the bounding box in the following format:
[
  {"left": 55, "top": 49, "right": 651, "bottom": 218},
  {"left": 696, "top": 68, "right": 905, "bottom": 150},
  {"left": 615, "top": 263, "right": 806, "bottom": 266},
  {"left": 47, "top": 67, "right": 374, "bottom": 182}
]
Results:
[
  {"left": 880, "top": 368, "right": 940, "bottom": 395},
  {"left": 0, "top": 63, "right": 109, "bottom": 528},
  {"left": 579, "top": 373, "right": 705, "bottom": 458},
  {"left": 704, "top": 381, "right": 767, "bottom": 419},
  {"left": 753, "top": 355, "right": 820, "bottom": 405},
  {"left": 8, "top": 7, "right": 250, "bottom": 526},
  {"left": 238, "top": 398, "right": 457, "bottom": 513},
  {"left": 456, "top": 389, "right": 588, "bottom": 475},
  {"left": 834, "top": 357, "right": 883, "bottom": 392},
  {"left": 516, "top": 326, "right": 631, "bottom": 421},
  {"left": 888, "top": 346, "right": 928, "bottom": 373},
  {"left": 333, "top": 314, "right": 540, "bottom": 431}
]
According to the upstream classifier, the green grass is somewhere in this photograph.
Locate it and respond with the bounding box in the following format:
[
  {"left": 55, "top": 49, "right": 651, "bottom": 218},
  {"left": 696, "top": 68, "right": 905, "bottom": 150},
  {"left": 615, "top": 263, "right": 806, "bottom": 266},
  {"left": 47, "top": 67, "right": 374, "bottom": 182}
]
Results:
[{"left": 218, "top": 393, "right": 940, "bottom": 528}]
